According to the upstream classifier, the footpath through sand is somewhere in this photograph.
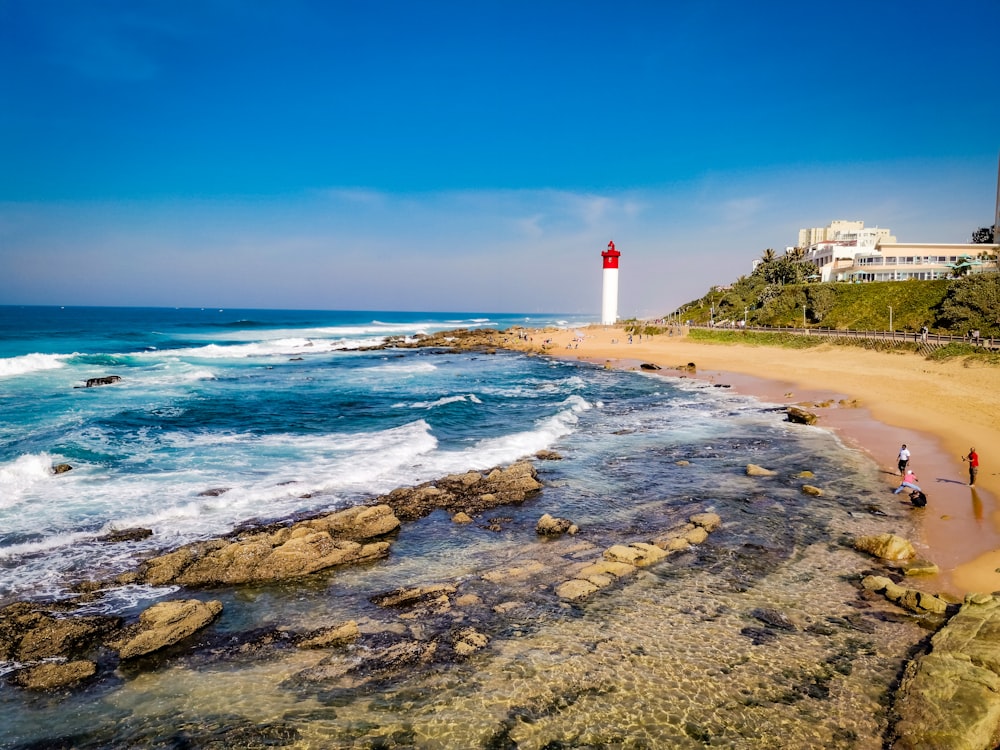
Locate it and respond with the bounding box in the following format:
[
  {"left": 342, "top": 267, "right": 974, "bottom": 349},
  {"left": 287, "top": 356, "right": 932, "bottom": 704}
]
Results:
[{"left": 513, "top": 324, "right": 1000, "bottom": 597}]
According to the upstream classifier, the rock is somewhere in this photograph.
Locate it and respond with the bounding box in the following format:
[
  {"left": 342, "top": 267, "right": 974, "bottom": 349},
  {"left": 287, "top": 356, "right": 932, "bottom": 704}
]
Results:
[
  {"left": 51, "top": 463, "right": 73, "bottom": 474},
  {"left": 82, "top": 375, "right": 122, "bottom": 388},
  {"left": 556, "top": 579, "right": 599, "bottom": 601},
  {"left": 801, "top": 485, "right": 824, "bottom": 496},
  {"left": 660, "top": 537, "right": 691, "bottom": 552},
  {"left": 371, "top": 584, "right": 457, "bottom": 609},
  {"left": 746, "top": 464, "right": 778, "bottom": 477},
  {"left": 639, "top": 363, "right": 661, "bottom": 370},
  {"left": 690, "top": 512, "right": 721, "bottom": 532},
  {"left": 861, "top": 576, "right": 949, "bottom": 615},
  {"left": 576, "top": 560, "right": 636, "bottom": 582},
  {"left": 786, "top": 406, "right": 818, "bottom": 425},
  {"left": 97, "top": 527, "right": 153, "bottom": 543},
  {"left": 534, "top": 450, "right": 562, "bottom": 460},
  {"left": 854, "top": 534, "right": 916, "bottom": 561},
  {"left": 797, "top": 471, "right": 815, "bottom": 478},
  {"left": 452, "top": 628, "right": 489, "bottom": 656},
  {"left": 482, "top": 561, "right": 546, "bottom": 584},
  {"left": 902, "top": 559, "right": 940, "bottom": 576},
  {"left": 297, "top": 620, "right": 360, "bottom": 649},
  {"left": 378, "top": 461, "right": 542, "bottom": 522},
  {"left": 13, "top": 660, "right": 96, "bottom": 690},
  {"left": 134, "top": 504, "right": 399, "bottom": 586},
  {"left": 302, "top": 504, "right": 401, "bottom": 540},
  {"left": 750, "top": 607, "right": 797, "bottom": 630},
  {"left": 536, "top": 513, "right": 574, "bottom": 536},
  {"left": 198, "top": 487, "right": 229, "bottom": 497},
  {"left": 676, "top": 460, "right": 690, "bottom": 466},
  {"left": 0, "top": 603, "right": 120, "bottom": 661},
  {"left": 603, "top": 542, "right": 668, "bottom": 567},
  {"left": 452, "top": 511, "right": 473, "bottom": 524},
  {"left": 683, "top": 526, "right": 709, "bottom": 545},
  {"left": 110, "top": 599, "right": 223, "bottom": 659},
  {"left": 891, "top": 595, "right": 1000, "bottom": 749}
]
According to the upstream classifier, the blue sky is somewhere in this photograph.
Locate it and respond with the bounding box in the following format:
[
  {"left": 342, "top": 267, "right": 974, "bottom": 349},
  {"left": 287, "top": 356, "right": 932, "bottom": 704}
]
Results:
[{"left": 2, "top": 0, "right": 998, "bottom": 316}]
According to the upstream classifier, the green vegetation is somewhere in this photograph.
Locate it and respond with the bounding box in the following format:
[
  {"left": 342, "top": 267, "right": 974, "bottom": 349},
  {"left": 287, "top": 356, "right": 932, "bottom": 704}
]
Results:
[
  {"left": 687, "top": 328, "right": 1000, "bottom": 363},
  {"left": 673, "top": 268, "right": 1000, "bottom": 336},
  {"left": 687, "top": 328, "right": 825, "bottom": 349}
]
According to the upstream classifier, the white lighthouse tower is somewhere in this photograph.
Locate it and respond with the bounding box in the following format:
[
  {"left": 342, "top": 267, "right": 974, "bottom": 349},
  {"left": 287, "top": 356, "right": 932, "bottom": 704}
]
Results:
[{"left": 600, "top": 240, "right": 620, "bottom": 325}]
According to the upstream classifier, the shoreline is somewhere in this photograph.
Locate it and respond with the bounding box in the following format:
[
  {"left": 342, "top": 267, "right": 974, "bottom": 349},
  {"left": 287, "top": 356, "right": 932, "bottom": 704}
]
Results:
[{"left": 515, "top": 324, "right": 999, "bottom": 597}]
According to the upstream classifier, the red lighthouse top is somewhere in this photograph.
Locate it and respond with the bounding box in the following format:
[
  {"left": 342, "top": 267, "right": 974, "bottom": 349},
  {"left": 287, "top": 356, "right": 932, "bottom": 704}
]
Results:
[{"left": 601, "top": 240, "right": 620, "bottom": 269}]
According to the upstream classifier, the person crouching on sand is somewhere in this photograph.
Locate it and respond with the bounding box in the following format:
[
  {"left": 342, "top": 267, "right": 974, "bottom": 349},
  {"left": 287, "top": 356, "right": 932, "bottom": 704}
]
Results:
[
  {"left": 893, "top": 469, "right": 921, "bottom": 495},
  {"left": 908, "top": 489, "right": 928, "bottom": 507}
]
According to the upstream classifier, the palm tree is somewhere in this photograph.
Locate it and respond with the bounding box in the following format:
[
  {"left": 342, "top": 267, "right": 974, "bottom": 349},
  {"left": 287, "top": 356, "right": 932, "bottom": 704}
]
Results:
[
  {"left": 761, "top": 248, "right": 776, "bottom": 263},
  {"left": 787, "top": 247, "right": 805, "bottom": 262}
]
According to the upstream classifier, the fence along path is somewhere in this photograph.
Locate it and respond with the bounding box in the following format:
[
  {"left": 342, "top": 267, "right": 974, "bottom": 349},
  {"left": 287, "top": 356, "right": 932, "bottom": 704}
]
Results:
[{"left": 689, "top": 324, "right": 1000, "bottom": 353}]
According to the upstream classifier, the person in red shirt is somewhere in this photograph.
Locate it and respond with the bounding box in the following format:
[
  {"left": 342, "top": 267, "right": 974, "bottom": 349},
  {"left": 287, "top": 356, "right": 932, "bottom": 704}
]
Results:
[{"left": 963, "top": 448, "right": 979, "bottom": 487}]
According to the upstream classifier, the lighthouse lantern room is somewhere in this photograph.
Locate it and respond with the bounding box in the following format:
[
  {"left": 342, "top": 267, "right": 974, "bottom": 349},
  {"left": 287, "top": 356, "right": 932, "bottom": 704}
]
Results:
[{"left": 600, "top": 240, "right": 620, "bottom": 325}]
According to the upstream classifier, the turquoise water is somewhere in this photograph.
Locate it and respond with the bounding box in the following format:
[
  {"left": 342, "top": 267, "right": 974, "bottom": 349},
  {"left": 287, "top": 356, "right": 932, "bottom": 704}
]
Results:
[{"left": 0, "top": 306, "right": 926, "bottom": 748}]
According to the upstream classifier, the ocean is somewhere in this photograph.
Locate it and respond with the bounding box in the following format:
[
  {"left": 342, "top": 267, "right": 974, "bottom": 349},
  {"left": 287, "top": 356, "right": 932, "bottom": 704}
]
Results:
[{"left": 0, "top": 306, "right": 926, "bottom": 749}]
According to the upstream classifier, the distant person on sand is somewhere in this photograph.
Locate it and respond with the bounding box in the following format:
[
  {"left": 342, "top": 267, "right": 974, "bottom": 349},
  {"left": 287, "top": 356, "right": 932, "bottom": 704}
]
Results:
[
  {"left": 896, "top": 444, "right": 910, "bottom": 475},
  {"left": 963, "top": 447, "right": 979, "bottom": 487},
  {"left": 893, "top": 469, "right": 920, "bottom": 494}
]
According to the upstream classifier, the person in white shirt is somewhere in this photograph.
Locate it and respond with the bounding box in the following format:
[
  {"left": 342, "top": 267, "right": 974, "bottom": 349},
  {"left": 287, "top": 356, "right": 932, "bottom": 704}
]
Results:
[{"left": 897, "top": 444, "right": 910, "bottom": 475}]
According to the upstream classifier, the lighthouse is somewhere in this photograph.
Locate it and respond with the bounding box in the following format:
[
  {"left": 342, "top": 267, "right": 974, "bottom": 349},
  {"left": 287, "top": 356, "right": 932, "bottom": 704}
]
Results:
[{"left": 601, "top": 240, "right": 620, "bottom": 325}]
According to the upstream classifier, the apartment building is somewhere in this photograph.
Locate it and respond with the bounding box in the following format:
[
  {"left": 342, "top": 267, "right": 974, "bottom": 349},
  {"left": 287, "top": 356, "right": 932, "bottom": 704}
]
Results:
[{"left": 797, "top": 220, "right": 997, "bottom": 282}]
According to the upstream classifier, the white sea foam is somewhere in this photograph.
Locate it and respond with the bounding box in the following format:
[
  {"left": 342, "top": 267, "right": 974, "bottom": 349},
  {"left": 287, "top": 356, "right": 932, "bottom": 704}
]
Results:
[
  {"left": 412, "top": 396, "right": 591, "bottom": 476},
  {"left": 403, "top": 394, "right": 483, "bottom": 409},
  {"left": 0, "top": 353, "right": 70, "bottom": 378},
  {"left": 364, "top": 361, "right": 438, "bottom": 374},
  {"left": 143, "top": 338, "right": 349, "bottom": 360},
  {"left": 0, "top": 528, "right": 98, "bottom": 559},
  {"left": 0, "top": 453, "right": 62, "bottom": 508}
]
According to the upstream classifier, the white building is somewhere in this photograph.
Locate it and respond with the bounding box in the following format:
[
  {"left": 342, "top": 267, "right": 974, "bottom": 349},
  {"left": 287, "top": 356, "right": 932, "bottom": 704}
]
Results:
[{"left": 798, "top": 220, "right": 997, "bottom": 282}]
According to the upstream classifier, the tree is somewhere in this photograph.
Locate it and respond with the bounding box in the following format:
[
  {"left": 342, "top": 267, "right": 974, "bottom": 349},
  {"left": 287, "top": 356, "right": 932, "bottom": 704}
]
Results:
[
  {"left": 971, "top": 226, "right": 995, "bottom": 244},
  {"left": 805, "top": 285, "right": 836, "bottom": 323},
  {"left": 786, "top": 247, "right": 806, "bottom": 262},
  {"left": 936, "top": 274, "right": 1000, "bottom": 335},
  {"left": 760, "top": 248, "right": 776, "bottom": 263},
  {"left": 755, "top": 256, "right": 818, "bottom": 285}
]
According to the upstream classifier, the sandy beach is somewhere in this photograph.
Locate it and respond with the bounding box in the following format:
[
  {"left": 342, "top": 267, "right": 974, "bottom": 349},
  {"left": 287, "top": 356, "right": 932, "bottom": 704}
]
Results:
[{"left": 517, "top": 325, "right": 1000, "bottom": 597}]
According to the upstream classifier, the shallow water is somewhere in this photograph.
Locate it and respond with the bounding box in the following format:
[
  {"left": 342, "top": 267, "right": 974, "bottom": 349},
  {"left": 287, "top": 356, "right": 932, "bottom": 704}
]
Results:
[{"left": 0, "top": 307, "right": 928, "bottom": 748}]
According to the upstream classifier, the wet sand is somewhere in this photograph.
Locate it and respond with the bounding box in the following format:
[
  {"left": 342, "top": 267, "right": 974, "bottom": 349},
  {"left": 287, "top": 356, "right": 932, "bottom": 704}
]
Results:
[{"left": 516, "top": 325, "right": 1000, "bottom": 597}]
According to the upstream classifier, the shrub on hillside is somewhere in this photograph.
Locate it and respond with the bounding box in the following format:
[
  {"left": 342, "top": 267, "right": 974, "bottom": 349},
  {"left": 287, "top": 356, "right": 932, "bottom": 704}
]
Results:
[{"left": 935, "top": 275, "right": 1000, "bottom": 335}]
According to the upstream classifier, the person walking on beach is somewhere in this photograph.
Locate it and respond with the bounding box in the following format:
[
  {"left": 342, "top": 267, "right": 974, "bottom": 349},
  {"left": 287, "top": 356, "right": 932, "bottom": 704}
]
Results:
[
  {"left": 893, "top": 469, "right": 920, "bottom": 495},
  {"left": 897, "top": 444, "right": 910, "bottom": 475},
  {"left": 963, "top": 447, "right": 979, "bottom": 487}
]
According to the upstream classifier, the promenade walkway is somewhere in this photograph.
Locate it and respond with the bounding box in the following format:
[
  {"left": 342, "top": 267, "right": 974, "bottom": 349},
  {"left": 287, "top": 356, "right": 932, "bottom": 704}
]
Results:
[{"left": 688, "top": 323, "right": 1000, "bottom": 353}]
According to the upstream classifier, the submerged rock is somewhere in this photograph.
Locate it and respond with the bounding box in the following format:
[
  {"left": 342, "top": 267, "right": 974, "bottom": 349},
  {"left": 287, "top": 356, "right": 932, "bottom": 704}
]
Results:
[
  {"left": 861, "top": 576, "right": 949, "bottom": 616},
  {"left": 746, "top": 464, "right": 778, "bottom": 477},
  {"left": 297, "top": 620, "right": 360, "bottom": 650}
]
